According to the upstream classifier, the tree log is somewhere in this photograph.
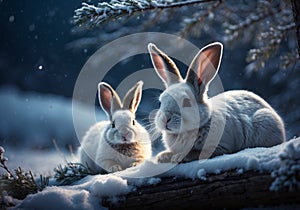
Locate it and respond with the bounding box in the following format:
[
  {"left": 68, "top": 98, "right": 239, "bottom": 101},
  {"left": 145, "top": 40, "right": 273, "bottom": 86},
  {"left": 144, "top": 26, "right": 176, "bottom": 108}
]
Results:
[
  {"left": 103, "top": 171, "right": 300, "bottom": 209},
  {"left": 291, "top": 0, "right": 300, "bottom": 57}
]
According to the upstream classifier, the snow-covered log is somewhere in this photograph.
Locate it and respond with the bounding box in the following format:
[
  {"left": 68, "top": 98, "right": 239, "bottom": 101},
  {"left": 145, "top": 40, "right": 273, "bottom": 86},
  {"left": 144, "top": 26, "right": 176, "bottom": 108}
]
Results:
[{"left": 7, "top": 138, "right": 300, "bottom": 210}]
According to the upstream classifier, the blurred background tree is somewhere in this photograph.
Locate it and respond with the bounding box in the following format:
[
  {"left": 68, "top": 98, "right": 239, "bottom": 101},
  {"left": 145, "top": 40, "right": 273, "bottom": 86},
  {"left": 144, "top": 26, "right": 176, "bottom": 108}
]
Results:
[{"left": 74, "top": 0, "right": 298, "bottom": 71}]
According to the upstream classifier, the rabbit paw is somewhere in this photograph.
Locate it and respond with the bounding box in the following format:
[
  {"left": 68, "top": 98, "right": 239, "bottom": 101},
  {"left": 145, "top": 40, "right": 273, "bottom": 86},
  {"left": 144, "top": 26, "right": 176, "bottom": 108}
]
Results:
[
  {"left": 129, "top": 161, "right": 141, "bottom": 167},
  {"left": 171, "top": 153, "right": 185, "bottom": 163},
  {"left": 156, "top": 151, "right": 174, "bottom": 163},
  {"left": 108, "top": 164, "right": 122, "bottom": 173}
]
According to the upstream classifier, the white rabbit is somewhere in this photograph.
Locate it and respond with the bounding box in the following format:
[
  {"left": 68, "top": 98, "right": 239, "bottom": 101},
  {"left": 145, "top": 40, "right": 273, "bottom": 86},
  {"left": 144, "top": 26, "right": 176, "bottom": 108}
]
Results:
[
  {"left": 148, "top": 42, "right": 285, "bottom": 163},
  {"left": 78, "top": 81, "right": 152, "bottom": 173}
]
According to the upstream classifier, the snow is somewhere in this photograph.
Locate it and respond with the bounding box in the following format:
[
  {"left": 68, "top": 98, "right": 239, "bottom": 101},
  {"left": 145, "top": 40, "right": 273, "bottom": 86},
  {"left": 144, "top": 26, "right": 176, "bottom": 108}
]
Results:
[
  {"left": 16, "top": 175, "right": 132, "bottom": 210},
  {"left": 18, "top": 187, "right": 99, "bottom": 210},
  {"left": 270, "top": 138, "right": 300, "bottom": 191},
  {"left": 10, "top": 137, "right": 300, "bottom": 209}
]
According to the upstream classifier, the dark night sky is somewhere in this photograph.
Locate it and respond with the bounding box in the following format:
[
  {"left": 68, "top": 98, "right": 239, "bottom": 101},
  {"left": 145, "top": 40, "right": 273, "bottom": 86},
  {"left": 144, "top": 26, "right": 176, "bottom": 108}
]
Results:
[{"left": 0, "top": 0, "right": 97, "bottom": 97}]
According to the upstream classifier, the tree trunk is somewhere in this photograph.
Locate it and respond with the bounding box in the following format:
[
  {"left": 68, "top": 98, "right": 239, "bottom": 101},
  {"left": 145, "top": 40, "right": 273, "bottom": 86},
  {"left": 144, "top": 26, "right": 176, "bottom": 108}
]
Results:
[
  {"left": 103, "top": 171, "right": 300, "bottom": 209},
  {"left": 291, "top": 0, "right": 300, "bottom": 57}
]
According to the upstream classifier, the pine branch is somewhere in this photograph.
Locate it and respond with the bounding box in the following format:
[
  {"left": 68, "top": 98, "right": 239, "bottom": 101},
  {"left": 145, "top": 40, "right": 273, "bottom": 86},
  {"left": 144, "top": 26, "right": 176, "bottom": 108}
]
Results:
[
  {"left": 223, "top": 2, "right": 280, "bottom": 43},
  {"left": 180, "top": 0, "right": 222, "bottom": 38},
  {"left": 246, "top": 22, "right": 296, "bottom": 73},
  {"left": 54, "top": 162, "right": 97, "bottom": 186},
  {"left": 0, "top": 146, "right": 14, "bottom": 179},
  {"left": 0, "top": 146, "right": 49, "bottom": 200},
  {"left": 280, "top": 50, "right": 299, "bottom": 70},
  {"left": 74, "top": 0, "right": 219, "bottom": 28}
]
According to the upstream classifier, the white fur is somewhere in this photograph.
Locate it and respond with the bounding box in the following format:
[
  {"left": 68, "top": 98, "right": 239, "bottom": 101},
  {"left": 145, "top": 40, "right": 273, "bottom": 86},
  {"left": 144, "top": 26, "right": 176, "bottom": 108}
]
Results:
[
  {"left": 79, "top": 82, "right": 152, "bottom": 173},
  {"left": 148, "top": 42, "right": 285, "bottom": 163}
]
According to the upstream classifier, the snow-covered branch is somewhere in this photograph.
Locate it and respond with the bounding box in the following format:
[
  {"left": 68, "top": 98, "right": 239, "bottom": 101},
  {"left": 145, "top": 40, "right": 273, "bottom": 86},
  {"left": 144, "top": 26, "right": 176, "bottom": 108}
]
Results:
[{"left": 74, "top": 0, "right": 219, "bottom": 28}]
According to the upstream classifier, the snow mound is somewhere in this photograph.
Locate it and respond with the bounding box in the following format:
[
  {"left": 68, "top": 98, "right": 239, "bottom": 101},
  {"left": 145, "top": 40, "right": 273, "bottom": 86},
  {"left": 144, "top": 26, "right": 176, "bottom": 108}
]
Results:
[
  {"left": 16, "top": 174, "right": 133, "bottom": 210},
  {"left": 18, "top": 187, "right": 98, "bottom": 210}
]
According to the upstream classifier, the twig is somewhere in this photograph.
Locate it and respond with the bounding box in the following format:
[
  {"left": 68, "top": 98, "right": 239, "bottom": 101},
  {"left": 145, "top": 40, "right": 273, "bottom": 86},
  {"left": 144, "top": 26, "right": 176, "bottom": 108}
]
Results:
[{"left": 52, "top": 139, "right": 68, "bottom": 164}]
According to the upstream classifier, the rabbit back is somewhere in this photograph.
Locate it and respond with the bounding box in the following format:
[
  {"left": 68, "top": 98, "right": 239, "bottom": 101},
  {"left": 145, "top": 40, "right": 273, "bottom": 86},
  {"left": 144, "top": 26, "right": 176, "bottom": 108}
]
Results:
[
  {"left": 216, "top": 90, "right": 285, "bottom": 148},
  {"left": 180, "top": 90, "right": 285, "bottom": 162}
]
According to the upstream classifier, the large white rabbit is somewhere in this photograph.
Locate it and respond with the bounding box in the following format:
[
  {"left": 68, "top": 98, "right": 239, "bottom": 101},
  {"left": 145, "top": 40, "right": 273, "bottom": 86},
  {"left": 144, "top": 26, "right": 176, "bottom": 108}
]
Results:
[
  {"left": 79, "top": 81, "right": 152, "bottom": 173},
  {"left": 148, "top": 42, "right": 285, "bottom": 163}
]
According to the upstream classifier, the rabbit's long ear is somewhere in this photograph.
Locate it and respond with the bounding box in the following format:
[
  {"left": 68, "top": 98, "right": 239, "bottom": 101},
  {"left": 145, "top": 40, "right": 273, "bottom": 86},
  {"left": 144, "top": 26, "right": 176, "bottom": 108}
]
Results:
[
  {"left": 148, "top": 43, "right": 183, "bottom": 87},
  {"left": 186, "top": 42, "right": 223, "bottom": 100},
  {"left": 123, "top": 81, "right": 143, "bottom": 113},
  {"left": 98, "top": 82, "right": 122, "bottom": 119}
]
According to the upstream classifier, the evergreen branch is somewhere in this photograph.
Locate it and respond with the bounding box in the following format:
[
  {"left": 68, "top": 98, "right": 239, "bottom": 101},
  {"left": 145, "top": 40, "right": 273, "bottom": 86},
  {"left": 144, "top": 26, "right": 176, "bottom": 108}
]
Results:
[
  {"left": 74, "top": 0, "right": 219, "bottom": 28},
  {"left": 277, "top": 22, "right": 296, "bottom": 31},
  {"left": 223, "top": 2, "right": 280, "bottom": 43},
  {"left": 180, "top": 0, "right": 222, "bottom": 38},
  {"left": 246, "top": 21, "right": 296, "bottom": 73},
  {"left": 0, "top": 146, "right": 14, "bottom": 179},
  {"left": 0, "top": 146, "right": 49, "bottom": 201},
  {"left": 54, "top": 162, "right": 97, "bottom": 186},
  {"left": 280, "top": 50, "right": 299, "bottom": 70}
]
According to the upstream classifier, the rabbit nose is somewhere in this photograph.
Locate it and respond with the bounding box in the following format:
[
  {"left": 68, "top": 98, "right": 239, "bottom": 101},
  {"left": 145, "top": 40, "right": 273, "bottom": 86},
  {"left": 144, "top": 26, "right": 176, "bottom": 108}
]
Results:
[
  {"left": 160, "top": 112, "right": 171, "bottom": 123},
  {"left": 119, "top": 128, "right": 130, "bottom": 137},
  {"left": 161, "top": 115, "right": 172, "bottom": 130},
  {"left": 161, "top": 116, "right": 170, "bottom": 124},
  {"left": 122, "top": 131, "right": 129, "bottom": 138}
]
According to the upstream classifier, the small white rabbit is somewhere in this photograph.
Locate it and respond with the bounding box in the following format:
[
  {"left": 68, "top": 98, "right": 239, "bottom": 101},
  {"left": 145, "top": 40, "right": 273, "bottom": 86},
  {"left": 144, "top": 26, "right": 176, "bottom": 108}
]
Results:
[
  {"left": 148, "top": 42, "right": 285, "bottom": 163},
  {"left": 79, "top": 81, "right": 152, "bottom": 173}
]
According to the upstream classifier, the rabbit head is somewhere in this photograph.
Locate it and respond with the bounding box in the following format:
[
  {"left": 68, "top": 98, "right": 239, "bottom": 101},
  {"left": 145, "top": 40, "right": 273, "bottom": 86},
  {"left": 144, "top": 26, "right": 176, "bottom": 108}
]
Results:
[
  {"left": 99, "top": 81, "right": 143, "bottom": 144},
  {"left": 148, "top": 42, "right": 223, "bottom": 134}
]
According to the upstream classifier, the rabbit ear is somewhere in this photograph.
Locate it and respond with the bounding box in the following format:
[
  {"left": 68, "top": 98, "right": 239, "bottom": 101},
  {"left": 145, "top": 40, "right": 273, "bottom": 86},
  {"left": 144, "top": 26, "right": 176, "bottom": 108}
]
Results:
[
  {"left": 98, "top": 82, "right": 122, "bottom": 119},
  {"left": 123, "top": 81, "right": 143, "bottom": 113},
  {"left": 186, "top": 42, "right": 223, "bottom": 100},
  {"left": 148, "top": 43, "right": 183, "bottom": 87}
]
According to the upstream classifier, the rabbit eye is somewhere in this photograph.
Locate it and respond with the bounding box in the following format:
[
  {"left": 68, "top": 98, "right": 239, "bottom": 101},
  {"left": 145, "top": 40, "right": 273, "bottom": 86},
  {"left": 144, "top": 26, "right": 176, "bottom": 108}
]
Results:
[
  {"left": 132, "top": 120, "right": 135, "bottom": 126},
  {"left": 183, "top": 98, "right": 191, "bottom": 107},
  {"left": 111, "top": 121, "right": 115, "bottom": 128}
]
